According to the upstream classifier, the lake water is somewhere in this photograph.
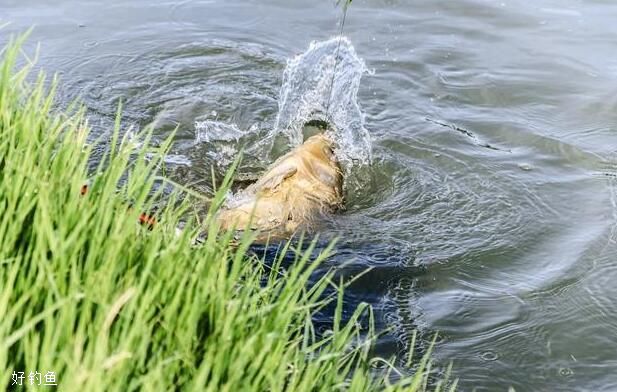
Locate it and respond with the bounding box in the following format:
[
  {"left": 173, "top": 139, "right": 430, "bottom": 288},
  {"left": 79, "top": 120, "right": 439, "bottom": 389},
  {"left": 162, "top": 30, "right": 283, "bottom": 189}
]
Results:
[{"left": 3, "top": 0, "right": 617, "bottom": 390}]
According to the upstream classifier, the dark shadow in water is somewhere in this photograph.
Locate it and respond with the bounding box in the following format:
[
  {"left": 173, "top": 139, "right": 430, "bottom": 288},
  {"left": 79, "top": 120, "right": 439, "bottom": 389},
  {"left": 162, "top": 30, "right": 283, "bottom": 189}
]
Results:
[{"left": 248, "top": 239, "right": 430, "bottom": 366}]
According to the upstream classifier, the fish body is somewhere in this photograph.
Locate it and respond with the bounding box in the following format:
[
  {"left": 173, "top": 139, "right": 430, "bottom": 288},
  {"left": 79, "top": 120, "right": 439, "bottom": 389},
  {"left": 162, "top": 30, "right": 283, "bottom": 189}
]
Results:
[{"left": 216, "top": 133, "right": 343, "bottom": 242}]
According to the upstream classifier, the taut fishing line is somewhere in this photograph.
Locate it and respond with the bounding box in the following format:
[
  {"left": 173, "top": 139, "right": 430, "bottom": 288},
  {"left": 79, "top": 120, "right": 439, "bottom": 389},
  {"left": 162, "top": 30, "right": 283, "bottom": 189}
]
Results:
[{"left": 325, "top": 0, "right": 352, "bottom": 121}]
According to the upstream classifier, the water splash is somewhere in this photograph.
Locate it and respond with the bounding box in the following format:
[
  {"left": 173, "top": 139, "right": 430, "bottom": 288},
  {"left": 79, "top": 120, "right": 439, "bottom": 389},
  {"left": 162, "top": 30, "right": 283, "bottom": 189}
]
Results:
[
  {"left": 193, "top": 37, "right": 372, "bottom": 172},
  {"left": 273, "top": 37, "right": 372, "bottom": 169},
  {"left": 194, "top": 120, "right": 248, "bottom": 167}
]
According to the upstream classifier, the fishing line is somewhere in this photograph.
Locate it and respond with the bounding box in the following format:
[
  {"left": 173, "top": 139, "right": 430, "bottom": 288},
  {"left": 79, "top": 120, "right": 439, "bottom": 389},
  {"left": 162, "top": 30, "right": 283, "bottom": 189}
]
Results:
[{"left": 325, "top": 1, "right": 351, "bottom": 121}]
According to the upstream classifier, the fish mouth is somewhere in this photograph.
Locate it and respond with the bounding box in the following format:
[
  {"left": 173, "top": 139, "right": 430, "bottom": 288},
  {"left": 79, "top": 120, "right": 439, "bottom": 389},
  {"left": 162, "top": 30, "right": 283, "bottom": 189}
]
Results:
[
  {"left": 302, "top": 118, "right": 332, "bottom": 141},
  {"left": 304, "top": 118, "right": 330, "bottom": 130}
]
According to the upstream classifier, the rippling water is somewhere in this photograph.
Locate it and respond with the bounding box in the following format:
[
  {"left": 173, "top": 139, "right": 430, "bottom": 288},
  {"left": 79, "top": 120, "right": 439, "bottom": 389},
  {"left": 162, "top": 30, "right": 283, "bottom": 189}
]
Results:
[{"left": 3, "top": 0, "right": 617, "bottom": 390}]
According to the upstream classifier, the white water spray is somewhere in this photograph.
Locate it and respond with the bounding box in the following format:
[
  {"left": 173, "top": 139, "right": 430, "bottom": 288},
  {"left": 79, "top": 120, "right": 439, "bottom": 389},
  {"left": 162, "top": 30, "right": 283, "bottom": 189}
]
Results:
[
  {"left": 273, "top": 37, "right": 372, "bottom": 169},
  {"left": 194, "top": 37, "right": 372, "bottom": 172}
]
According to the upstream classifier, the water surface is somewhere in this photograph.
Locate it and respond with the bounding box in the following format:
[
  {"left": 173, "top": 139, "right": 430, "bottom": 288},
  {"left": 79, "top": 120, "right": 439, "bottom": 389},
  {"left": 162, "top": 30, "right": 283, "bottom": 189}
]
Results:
[{"left": 3, "top": 1, "right": 617, "bottom": 390}]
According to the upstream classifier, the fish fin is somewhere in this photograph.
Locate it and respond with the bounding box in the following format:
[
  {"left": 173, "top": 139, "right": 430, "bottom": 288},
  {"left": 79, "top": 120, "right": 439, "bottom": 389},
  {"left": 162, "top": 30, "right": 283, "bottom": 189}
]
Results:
[{"left": 257, "top": 164, "right": 297, "bottom": 192}]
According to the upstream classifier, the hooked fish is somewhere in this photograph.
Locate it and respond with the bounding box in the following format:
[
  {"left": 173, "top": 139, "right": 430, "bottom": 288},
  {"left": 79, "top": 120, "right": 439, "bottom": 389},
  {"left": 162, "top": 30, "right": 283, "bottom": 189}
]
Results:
[{"left": 216, "top": 131, "right": 343, "bottom": 242}]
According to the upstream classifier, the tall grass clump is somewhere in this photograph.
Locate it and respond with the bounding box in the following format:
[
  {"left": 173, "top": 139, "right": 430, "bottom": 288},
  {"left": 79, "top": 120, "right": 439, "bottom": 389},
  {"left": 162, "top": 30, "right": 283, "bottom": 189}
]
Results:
[{"left": 0, "top": 36, "right": 452, "bottom": 391}]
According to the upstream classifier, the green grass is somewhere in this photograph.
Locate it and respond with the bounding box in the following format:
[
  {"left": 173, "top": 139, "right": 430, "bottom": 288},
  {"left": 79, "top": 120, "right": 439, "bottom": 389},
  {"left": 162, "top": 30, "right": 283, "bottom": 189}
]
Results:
[{"left": 0, "top": 35, "right": 455, "bottom": 391}]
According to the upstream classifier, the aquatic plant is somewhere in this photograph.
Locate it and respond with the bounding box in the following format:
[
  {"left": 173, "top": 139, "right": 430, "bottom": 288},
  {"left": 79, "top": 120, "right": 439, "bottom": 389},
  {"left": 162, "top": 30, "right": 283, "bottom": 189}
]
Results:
[{"left": 0, "top": 35, "right": 454, "bottom": 391}]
